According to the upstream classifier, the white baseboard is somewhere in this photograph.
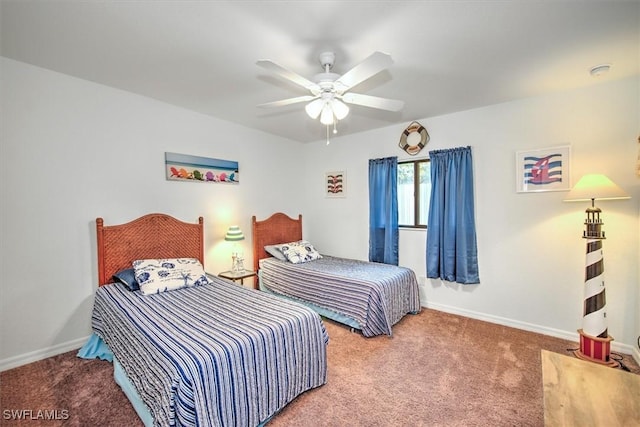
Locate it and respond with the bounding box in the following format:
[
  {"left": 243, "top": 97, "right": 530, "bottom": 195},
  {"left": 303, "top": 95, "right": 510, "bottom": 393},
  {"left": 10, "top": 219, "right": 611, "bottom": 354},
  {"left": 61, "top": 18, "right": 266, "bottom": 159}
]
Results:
[
  {"left": 423, "top": 302, "right": 640, "bottom": 366},
  {"left": 0, "top": 335, "right": 90, "bottom": 372},
  {"left": 631, "top": 346, "right": 640, "bottom": 368}
]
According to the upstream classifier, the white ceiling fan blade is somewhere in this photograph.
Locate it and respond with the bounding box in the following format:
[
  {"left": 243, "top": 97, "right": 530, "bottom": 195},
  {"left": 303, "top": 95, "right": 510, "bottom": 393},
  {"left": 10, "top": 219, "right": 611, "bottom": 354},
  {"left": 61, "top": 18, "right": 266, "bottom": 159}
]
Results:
[
  {"left": 342, "top": 93, "right": 404, "bottom": 111},
  {"left": 256, "top": 60, "right": 320, "bottom": 93},
  {"left": 334, "top": 51, "right": 394, "bottom": 92},
  {"left": 257, "top": 95, "right": 317, "bottom": 108}
]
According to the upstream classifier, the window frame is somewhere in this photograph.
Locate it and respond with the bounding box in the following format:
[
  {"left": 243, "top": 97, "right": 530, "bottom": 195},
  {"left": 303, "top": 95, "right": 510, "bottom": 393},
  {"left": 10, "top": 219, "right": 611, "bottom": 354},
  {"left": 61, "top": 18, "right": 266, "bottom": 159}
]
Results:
[{"left": 398, "top": 158, "right": 430, "bottom": 229}]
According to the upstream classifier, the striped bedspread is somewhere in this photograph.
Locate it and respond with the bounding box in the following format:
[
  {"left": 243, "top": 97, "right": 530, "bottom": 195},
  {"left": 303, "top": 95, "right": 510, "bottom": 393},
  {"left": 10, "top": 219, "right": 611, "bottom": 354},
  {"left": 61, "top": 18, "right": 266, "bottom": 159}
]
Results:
[
  {"left": 91, "top": 277, "right": 328, "bottom": 427},
  {"left": 259, "top": 256, "right": 421, "bottom": 337}
]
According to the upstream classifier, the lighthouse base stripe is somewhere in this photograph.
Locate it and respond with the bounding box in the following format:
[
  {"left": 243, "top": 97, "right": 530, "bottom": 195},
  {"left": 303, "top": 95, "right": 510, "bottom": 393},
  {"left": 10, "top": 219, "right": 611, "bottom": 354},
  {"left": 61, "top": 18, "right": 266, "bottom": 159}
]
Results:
[
  {"left": 585, "top": 260, "right": 604, "bottom": 282},
  {"left": 583, "top": 309, "right": 607, "bottom": 338},
  {"left": 584, "top": 276, "right": 605, "bottom": 299},
  {"left": 584, "top": 249, "right": 603, "bottom": 268},
  {"left": 586, "top": 240, "right": 602, "bottom": 252},
  {"left": 584, "top": 290, "right": 606, "bottom": 315}
]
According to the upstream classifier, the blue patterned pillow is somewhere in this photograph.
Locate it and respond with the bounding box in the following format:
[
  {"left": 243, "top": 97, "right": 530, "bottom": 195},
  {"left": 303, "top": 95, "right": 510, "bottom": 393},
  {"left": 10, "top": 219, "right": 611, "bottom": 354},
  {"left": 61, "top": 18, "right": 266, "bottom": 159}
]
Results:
[
  {"left": 280, "top": 241, "right": 322, "bottom": 264},
  {"left": 133, "top": 258, "right": 210, "bottom": 295},
  {"left": 112, "top": 268, "right": 139, "bottom": 291},
  {"left": 264, "top": 244, "right": 287, "bottom": 261}
]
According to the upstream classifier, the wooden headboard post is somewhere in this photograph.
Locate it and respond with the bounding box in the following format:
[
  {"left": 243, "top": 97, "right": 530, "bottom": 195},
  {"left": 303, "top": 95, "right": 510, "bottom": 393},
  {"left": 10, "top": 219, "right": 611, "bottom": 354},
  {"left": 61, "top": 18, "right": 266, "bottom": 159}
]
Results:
[
  {"left": 96, "top": 217, "right": 106, "bottom": 285},
  {"left": 251, "top": 213, "right": 303, "bottom": 273},
  {"left": 96, "top": 214, "right": 204, "bottom": 286}
]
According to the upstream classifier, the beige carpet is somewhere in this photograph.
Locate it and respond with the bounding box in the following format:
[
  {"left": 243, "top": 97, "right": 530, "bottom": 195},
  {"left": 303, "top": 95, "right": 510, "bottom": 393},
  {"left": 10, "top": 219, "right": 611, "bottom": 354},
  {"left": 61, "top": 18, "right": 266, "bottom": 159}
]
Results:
[
  {"left": 270, "top": 309, "right": 638, "bottom": 426},
  {"left": 1, "top": 309, "right": 638, "bottom": 426}
]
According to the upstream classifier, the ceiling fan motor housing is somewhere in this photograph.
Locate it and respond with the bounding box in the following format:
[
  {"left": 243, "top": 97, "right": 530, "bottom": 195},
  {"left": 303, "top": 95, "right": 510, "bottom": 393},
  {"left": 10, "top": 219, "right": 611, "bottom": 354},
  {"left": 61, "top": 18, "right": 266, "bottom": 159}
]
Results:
[
  {"left": 318, "top": 51, "right": 336, "bottom": 69},
  {"left": 314, "top": 73, "right": 341, "bottom": 90},
  {"left": 315, "top": 52, "right": 341, "bottom": 91}
]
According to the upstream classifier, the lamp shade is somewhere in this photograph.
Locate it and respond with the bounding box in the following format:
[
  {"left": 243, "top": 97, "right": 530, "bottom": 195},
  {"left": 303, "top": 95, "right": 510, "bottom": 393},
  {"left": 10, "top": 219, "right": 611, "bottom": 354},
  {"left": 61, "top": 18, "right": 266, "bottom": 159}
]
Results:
[
  {"left": 305, "top": 98, "right": 324, "bottom": 119},
  {"left": 224, "top": 225, "right": 244, "bottom": 241},
  {"left": 320, "top": 104, "right": 334, "bottom": 125},
  {"left": 306, "top": 94, "right": 350, "bottom": 125},
  {"left": 331, "top": 99, "right": 350, "bottom": 120},
  {"left": 564, "top": 174, "right": 630, "bottom": 202}
]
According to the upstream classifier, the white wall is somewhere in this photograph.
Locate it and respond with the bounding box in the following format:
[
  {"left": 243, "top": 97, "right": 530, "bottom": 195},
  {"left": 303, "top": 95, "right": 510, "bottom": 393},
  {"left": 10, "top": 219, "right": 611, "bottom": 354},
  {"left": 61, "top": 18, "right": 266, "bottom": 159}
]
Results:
[
  {"left": 0, "top": 58, "right": 305, "bottom": 369},
  {"left": 303, "top": 76, "right": 639, "bottom": 356},
  {"left": 2, "top": 57, "right": 638, "bottom": 370}
]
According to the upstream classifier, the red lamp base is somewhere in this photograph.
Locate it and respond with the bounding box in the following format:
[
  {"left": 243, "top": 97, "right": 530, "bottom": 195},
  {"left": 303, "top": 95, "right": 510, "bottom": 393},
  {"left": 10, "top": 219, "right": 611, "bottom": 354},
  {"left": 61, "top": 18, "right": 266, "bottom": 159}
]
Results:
[{"left": 574, "top": 329, "right": 619, "bottom": 368}]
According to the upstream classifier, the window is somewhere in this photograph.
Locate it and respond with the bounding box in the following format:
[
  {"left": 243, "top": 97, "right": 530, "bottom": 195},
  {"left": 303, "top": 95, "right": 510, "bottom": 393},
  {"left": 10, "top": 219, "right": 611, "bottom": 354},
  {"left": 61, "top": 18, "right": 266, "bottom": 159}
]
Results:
[{"left": 398, "top": 159, "right": 431, "bottom": 228}]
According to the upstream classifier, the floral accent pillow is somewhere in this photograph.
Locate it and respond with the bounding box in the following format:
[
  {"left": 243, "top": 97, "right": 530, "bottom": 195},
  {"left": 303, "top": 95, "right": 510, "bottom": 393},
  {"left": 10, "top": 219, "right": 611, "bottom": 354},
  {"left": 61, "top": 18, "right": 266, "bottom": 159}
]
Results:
[
  {"left": 133, "top": 258, "right": 209, "bottom": 295},
  {"left": 280, "top": 241, "right": 322, "bottom": 264}
]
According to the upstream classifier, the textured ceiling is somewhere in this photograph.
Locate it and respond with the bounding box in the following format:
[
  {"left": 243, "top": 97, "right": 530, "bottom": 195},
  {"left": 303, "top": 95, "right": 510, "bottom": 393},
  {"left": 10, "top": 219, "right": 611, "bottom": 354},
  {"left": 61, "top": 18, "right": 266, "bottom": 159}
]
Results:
[{"left": 1, "top": 1, "right": 638, "bottom": 143}]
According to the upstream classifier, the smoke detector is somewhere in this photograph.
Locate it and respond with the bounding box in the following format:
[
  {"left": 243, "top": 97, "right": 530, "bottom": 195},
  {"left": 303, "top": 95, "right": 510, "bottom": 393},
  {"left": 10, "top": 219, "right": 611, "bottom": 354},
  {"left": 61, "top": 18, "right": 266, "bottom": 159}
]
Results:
[{"left": 590, "top": 64, "right": 611, "bottom": 77}]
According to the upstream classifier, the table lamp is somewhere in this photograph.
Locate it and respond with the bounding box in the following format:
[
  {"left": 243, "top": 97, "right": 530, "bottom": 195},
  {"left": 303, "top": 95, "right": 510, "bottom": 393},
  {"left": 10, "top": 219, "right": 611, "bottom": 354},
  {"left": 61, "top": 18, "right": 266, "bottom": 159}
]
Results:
[{"left": 224, "top": 225, "right": 245, "bottom": 272}]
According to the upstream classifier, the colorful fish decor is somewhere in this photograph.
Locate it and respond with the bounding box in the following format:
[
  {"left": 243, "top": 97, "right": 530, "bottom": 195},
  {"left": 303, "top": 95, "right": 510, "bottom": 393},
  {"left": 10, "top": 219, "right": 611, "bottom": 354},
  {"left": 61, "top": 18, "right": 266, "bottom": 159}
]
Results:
[
  {"left": 325, "top": 171, "right": 346, "bottom": 197},
  {"left": 327, "top": 174, "right": 343, "bottom": 193}
]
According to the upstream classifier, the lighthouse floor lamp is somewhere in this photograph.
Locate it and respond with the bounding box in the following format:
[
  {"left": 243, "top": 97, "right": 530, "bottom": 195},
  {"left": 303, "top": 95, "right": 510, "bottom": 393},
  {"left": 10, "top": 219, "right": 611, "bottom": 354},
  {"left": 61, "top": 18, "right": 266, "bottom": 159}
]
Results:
[{"left": 564, "top": 174, "right": 630, "bottom": 367}]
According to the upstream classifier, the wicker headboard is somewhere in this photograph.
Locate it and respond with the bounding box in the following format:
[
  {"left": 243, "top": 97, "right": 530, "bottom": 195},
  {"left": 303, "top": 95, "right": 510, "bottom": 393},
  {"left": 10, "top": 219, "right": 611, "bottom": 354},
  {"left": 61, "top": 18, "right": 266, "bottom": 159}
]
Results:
[
  {"left": 251, "top": 213, "right": 302, "bottom": 272},
  {"left": 96, "top": 213, "right": 204, "bottom": 286}
]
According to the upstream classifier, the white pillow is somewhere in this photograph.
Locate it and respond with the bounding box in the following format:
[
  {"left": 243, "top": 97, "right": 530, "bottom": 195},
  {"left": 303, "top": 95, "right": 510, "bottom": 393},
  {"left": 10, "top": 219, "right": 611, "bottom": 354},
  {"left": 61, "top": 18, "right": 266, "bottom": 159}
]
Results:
[
  {"left": 280, "top": 241, "right": 322, "bottom": 264},
  {"left": 133, "top": 258, "right": 209, "bottom": 295}
]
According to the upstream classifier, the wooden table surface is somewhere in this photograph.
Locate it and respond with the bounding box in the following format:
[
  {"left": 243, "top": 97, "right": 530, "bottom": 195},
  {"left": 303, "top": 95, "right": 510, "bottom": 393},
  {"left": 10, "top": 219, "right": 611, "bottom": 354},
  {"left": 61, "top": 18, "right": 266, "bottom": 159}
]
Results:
[{"left": 541, "top": 349, "right": 640, "bottom": 427}]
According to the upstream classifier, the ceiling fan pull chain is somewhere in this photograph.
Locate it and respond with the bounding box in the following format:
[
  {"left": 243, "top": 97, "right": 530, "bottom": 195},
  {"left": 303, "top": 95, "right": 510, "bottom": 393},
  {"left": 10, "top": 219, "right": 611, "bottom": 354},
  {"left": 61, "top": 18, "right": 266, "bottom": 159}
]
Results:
[{"left": 326, "top": 124, "right": 330, "bottom": 145}]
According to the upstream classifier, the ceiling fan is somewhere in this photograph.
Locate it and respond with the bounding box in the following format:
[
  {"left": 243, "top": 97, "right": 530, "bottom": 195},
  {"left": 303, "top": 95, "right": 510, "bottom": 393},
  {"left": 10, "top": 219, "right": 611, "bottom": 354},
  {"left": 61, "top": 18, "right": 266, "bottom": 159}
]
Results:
[{"left": 256, "top": 51, "right": 404, "bottom": 126}]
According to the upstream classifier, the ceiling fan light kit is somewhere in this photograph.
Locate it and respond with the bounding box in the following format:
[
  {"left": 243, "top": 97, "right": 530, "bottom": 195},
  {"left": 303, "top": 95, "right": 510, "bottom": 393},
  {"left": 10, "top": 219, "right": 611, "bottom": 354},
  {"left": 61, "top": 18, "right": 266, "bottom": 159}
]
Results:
[
  {"left": 304, "top": 94, "right": 349, "bottom": 125},
  {"left": 305, "top": 98, "right": 324, "bottom": 119},
  {"left": 257, "top": 50, "right": 404, "bottom": 136},
  {"left": 320, "top": 104, "right": 334, "bottom": 125}
]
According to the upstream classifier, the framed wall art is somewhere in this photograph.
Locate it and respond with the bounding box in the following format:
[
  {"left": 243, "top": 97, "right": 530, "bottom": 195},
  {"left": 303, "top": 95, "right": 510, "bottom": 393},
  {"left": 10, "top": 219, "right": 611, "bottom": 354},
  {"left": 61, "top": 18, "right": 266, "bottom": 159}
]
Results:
[
  {"left": 515, "top": 145, "right": 570, "bottom": 193},
  {"left": 165, "top": 152, "right": 239, "bottom": 184},
  {"left": 325, "top": 171, "right": 346, "bottom": 197}
]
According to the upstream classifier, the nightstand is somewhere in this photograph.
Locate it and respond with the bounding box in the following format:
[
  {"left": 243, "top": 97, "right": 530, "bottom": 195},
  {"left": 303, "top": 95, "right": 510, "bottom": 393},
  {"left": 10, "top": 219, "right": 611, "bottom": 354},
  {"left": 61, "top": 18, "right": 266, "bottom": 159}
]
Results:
[{"left": 218, "top": 270, "right": 257, "bottom": 287}]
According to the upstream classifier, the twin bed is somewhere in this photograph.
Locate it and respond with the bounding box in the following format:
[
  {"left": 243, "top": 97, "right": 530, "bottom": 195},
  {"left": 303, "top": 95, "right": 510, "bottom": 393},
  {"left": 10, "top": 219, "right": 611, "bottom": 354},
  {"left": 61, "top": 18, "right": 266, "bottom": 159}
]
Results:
[
  {"left": 82, "top": 212, "right": 420, "bottom": 427},
  {"left": 81, "top": 213, "right": 328, "bottom": 427},
  {"left": 252, "top": 212, "right": 421, "bottom": 337}
]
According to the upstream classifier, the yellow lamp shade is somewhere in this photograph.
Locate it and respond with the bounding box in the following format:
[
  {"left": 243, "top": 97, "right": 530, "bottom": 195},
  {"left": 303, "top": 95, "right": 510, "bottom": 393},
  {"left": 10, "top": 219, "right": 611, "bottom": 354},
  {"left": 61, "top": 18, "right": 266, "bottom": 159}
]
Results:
[{"left": 564, "top": 174, "right": 630, "bottom": 202}]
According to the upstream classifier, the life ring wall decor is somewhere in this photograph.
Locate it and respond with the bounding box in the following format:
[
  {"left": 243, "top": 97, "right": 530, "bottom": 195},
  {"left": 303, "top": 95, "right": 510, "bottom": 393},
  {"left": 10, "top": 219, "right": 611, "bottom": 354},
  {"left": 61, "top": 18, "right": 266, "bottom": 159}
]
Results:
[{"left": 399, "top": 121, "right": 429, "bottom": 155}]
